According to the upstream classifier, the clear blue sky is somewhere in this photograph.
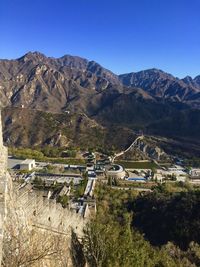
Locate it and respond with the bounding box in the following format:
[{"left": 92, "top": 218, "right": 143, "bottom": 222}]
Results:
[{"left": 0, "top": 0, "right": 200, "bottom": 78}]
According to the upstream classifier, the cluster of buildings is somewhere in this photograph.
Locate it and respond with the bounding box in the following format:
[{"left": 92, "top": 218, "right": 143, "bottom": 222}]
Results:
[
  {"left": 8, "top": 151, "right": 200, "bottom": 220},
  {"left": 155, "top": 165, "right": 188, "bottom": 183}
]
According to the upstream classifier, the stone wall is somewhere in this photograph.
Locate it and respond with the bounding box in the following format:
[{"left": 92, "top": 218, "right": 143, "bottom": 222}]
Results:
[
  {"left": 0, "top": 110, "right": 86, "bottom": 266},
  {"left": 0, "top": 111, "right": 10, "bottom": 266}
]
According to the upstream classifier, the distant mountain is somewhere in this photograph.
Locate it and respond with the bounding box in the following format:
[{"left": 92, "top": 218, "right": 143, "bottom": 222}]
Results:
[
  {"left": 1, "top": 52, "right": 200, "bottom": 156},
  {"left": 119, "top": 69, "right": 200, "bottom": 108},
  {"left": 0, "top": 51, "right": 120, "bottom": 112},
  {"left": 1, "top": 52, "right": 200, "bottom": 112}
]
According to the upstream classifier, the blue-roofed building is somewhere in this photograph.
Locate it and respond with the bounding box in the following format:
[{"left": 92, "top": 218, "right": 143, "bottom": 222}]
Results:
[{"left": 126, "top": 177, "right": 146, "bottom": 182}]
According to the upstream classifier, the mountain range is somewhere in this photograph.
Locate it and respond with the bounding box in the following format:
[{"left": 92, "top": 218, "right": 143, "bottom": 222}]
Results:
[{"left": 1, "top": 51, "right": 200, "bottom": 157}]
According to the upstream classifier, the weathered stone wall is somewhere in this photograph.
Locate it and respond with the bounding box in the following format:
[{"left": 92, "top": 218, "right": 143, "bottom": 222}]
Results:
[
  {"left": 0, "top": 111, "right": 10, "bottom": 266},
  {"left": 13, "top": 185, "right": 85, "bottom": 236},
  {"left": 0, "top": 110, "right": 86, "bottom": 266}
]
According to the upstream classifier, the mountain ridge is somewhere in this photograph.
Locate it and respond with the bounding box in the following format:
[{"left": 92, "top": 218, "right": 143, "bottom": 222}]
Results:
[
  {"left": 1, "top": 51, "right": 200, "bottom": 111},
  {"left": 1, "top": 51, "right": 200, "bottom": 156},
  {"left": 119, "top": 68, "right": 200, "bottom": 107}
]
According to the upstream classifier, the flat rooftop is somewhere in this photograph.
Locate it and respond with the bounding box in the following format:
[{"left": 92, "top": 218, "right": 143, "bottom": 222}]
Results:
[{"left": 21, "top": 159, "right": 35, "bottom": 164}]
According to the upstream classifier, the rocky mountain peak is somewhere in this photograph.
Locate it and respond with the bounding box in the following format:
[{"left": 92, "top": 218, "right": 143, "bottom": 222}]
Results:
[
  {"left": 56, "top": 54, "right": 89, "bottom": 69},
  {"left": 119, "top": 68, "right": 200, "bottom": 103},
  {"left": 19, "top": 51, "right": 46, "bottom": 62},
  {"left": 1, "top": 51, "right": 200, "bottom": 114},
  {"left": 182, "top": 76, "right": 200, "bottom": 88},
  {"left": 194, "top": 75, "right": 200, "bottom": 86}
]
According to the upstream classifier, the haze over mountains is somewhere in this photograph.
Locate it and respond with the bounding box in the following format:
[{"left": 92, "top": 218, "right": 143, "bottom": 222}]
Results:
[{"left": 1, "top": 51, "right": 200, "bottom": 155}]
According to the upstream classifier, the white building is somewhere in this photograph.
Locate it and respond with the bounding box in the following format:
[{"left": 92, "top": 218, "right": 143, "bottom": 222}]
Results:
[{"left": 20, "top": 159, "right": 36, "bottom": 171}]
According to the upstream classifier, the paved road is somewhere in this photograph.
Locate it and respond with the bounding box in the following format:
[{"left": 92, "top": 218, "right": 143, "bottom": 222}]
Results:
[{"left": 8, "top": 158, "right": 24, "bottom": 169}]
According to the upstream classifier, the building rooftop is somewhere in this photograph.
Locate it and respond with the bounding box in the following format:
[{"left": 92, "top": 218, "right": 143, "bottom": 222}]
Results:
[{"left": 21, "top": 159, "right": 35, "bottom": 164}]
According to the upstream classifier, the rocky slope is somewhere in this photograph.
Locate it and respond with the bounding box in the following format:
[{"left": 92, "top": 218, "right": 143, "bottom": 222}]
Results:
[
  {"left": 1, "top": 52, "right": 200, "bottom": 156},
  {"left": 119, "top": 69, "right": 200, "bottom": 108},
  {"left": 0, "top": 52, "right": 121, "bottom": 113},
  {"left": 1, "top": 52, "right": 200, "bottom": 114},
  {"left": 118, "top": 136, "right": 170, "bottom": 161},
  {"left": 2, "top": 107, "right": 135, "bottom": 151}
]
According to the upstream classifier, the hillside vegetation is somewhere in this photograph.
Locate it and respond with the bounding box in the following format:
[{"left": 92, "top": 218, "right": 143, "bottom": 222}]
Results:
[{"left": 82, "top": 184, "right": 200, "bottom": 267}]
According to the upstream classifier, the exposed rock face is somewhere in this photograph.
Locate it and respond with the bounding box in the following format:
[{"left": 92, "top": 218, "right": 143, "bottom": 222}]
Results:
[
  {"left": 0, "top": 52, "right": 121, "bottom": 113},
  {"left": 0, "top": 113, "right": 3, "bottom": 147},
  {"left": 0, "top": 111, "right": 11, "bottom": 266},
  {"left": 135, "top": 138, "right": 168, "bottom": 161},
  {"left": 2, "top": 52, "right": 200, "bottom": 115},
  {"left": 0, "top": 109, "right": 85, "bottom": 266},
  {"left": 119, "top": 136, "right": 169, "bottom": 161}
]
